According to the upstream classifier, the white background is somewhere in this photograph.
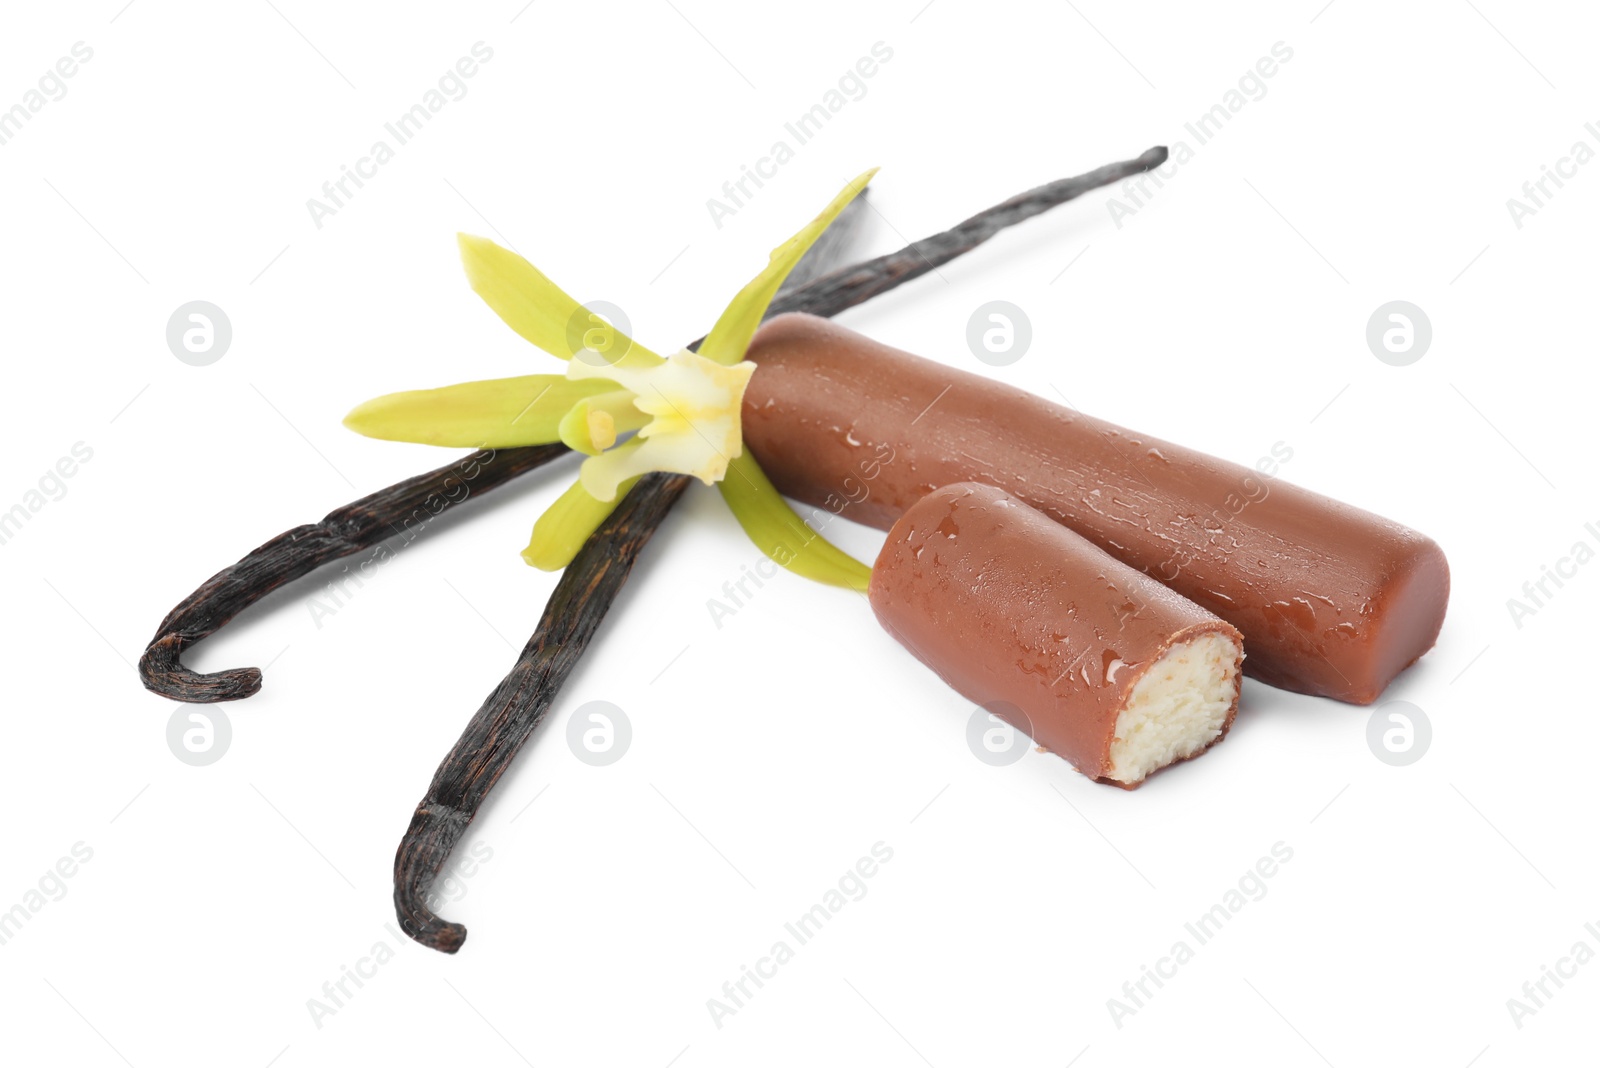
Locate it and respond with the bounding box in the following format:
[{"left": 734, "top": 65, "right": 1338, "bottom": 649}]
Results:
[{"left": 0, "top": 1, "right": 1593, "bottom": 1064}]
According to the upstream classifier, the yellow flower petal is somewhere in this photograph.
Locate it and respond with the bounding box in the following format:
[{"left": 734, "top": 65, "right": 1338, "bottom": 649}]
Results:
[
  {"left": 698, "top": 169, "right": 877, "bottom": 367},
  {"left": 458, "top": 234, "right": 663, "bottom": 368},
  {"left": 522, "top": 476, "right": 642, "bottom": 570},
  {"left": 343, "top": 375, "right": 617, "bottom": 448},
  {"left": 717, "top": 452, "right": 871, "bottom": 590}
]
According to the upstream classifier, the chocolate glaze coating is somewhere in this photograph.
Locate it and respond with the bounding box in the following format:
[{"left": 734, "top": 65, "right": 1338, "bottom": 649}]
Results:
[
  {"left": 870, "top": 483, "right": 1243, "bottom": 784},
  {"left": 744, "top": 314, "right": 1450, "bottom": 704}
]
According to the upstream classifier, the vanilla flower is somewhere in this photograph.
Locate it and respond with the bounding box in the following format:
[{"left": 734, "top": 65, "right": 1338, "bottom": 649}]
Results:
[
  {"left": 562, "top": 347, "right": 755, "bottom": 502},
  {"left": 343, "top": 170, "right": 877, "bottom": 589}
]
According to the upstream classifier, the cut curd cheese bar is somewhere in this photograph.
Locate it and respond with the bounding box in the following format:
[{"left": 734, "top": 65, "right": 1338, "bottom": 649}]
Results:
[{"left": 870, "top": 482, "right": 1243, "bottom": 786}]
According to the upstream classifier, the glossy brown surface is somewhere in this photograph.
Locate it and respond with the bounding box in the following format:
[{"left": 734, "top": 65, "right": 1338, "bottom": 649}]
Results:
[
  {"left": 870, "top": 483, "right": 1242, "bottom": 784},
  {"left": 745, "top": 314, "right": 1450, "bottom": 704}
]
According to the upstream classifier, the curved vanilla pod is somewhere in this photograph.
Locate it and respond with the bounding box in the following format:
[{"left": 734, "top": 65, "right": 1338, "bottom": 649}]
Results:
[
  {"left": 744, "top": 314, "right": 1449, "bottom": 704},
  {"left": 872, "top": 483, "right": 1244, "bottom": 786},
  {"left": 140, "top": 445, "right": 569, "bottom": 702},
  {"left": 394, "top": 471, "right": 689, "bottom": 951}
]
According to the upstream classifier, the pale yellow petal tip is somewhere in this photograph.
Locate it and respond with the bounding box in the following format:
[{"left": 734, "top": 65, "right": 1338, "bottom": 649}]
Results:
[
  {"left": 457, "top": 235, "right": 492, "bottom": 291},
  {"left": 341, "top": 397, "right": 390, "bottom": 439},
  {"left": 522, "top": 502, "right": 583, "bottom": 570},
  {"left": 520, "top": 537, "right": 571, "bottom": 571},
  {"left": 456, "top": 232, "right": 517, "bottom": 294},
  {"left": 836, "top": 167, "right": 878, "bottom": 204}
]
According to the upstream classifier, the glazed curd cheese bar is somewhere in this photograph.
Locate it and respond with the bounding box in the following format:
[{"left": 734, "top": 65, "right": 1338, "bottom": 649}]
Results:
[
  {"left": 871, "top": 483, "right": 1244, "bottom": 785},
  {"left": 744, "top": 314, "right": 1449, "bottom": 705}
]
